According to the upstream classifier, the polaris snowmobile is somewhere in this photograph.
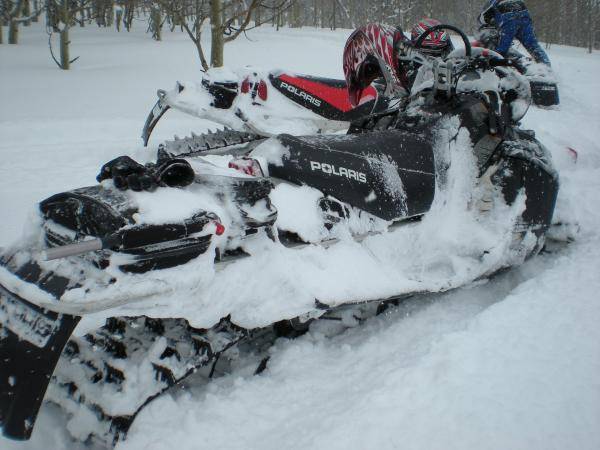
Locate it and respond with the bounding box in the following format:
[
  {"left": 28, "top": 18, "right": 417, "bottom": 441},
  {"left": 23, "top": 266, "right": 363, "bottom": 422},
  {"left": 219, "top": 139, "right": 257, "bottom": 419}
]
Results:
[
  {"left": 0, "top": 25, "right": 559, "bottom": 446},
  {"left": 141, "top": 67, "right": 394, "bottom": 145},
  {"left": 141, "top": 30, "right": 557, "bottom": 148}
]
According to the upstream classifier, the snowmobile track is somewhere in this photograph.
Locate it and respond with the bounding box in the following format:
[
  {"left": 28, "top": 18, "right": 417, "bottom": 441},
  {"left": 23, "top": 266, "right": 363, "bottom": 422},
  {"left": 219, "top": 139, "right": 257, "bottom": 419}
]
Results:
[
  {"left": 45, "top": 316, "right": 249, "bottom": 445},
  {"left": 39, "top": 261, "right": 519, "bottom": 447},
  {"left": 7, "top": 225, "right": 570, "bottom": 447}
]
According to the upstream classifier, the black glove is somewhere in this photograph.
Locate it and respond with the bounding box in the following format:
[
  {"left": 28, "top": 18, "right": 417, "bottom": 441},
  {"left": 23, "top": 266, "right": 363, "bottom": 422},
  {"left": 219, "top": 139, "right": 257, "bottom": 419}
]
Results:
[
  {"left": 97, "top": 155, "right": 195, "bottom": 191},
  {"left": 96, "top": 156, "right": 154, "bottom": 191}
]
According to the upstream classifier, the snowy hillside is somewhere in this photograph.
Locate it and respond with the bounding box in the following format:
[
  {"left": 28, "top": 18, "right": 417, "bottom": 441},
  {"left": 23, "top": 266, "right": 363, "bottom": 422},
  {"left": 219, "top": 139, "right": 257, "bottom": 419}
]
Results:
[{"left": 1, "top": 22, "right": 600, "bottom": 450}]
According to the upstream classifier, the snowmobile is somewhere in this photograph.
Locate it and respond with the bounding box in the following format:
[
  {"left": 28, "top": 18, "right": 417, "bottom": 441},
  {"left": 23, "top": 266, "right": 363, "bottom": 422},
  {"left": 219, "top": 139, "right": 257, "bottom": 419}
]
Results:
[
  {"left": 141, "top": 29, "right": 557, "bottom": 148},
  {"left": 472, "top": 26, "right": 560, "bottom": 107},
  {"left": 0, "top": 25, "right": 559, "bottom": 446},
  {"left": 140, "top": 66, "right": 394, "bottom": 145}
]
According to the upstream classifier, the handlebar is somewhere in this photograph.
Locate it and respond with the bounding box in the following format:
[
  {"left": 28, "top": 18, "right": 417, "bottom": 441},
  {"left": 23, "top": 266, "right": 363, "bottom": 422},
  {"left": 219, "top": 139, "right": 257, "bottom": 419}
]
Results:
[{"left": 413, "top": 24, "right": 472, "bottom": 59}]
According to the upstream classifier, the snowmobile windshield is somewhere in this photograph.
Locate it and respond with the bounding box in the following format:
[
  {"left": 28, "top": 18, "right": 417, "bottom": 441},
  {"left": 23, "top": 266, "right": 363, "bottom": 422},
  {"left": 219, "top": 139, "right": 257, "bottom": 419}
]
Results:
[
  {"left": 411, "top": 18, "right": 454, "bottom": 58},
  {"left": 343, "top": 24, "right": 409, "bottom": 107}
]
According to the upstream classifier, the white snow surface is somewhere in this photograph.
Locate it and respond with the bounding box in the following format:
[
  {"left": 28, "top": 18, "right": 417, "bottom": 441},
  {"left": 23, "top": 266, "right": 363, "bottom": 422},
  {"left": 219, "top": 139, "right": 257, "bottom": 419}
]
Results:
[{"left": 1, "top": 22, "right": 599, "bottom": 450}]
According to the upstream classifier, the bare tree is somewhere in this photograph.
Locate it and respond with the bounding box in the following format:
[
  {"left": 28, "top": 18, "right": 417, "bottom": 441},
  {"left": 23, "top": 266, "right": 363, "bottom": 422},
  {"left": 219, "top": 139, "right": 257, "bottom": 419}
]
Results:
[
  {"left": 21, "top": 0, "right": 30, "bottom": 26},
  {"left": 6, "top": 0, "right": 24, "bottom": 44},
  {"left": 153, "top": 0, "right": 275, "bottom": 70},
  {"left": 121, "top": 0, "right": 137, "bottom": 31},
  {"left": 53, "top": 0, "right": 75, "bottom": 69},
  {"left": 4, "top": 0, "right": 597, "bottom": 56},
  {"left": 212, "top": 0, "right": 261, "bottom": 66},
  {"left": 45, "top": 0, "right": 101, "bottom": 69},
  {"left": 148, "top": 2, "right": 163, "bottom": 40},
  {"left": 155, "top": 0, "right": 210, "bottom": 69},
  {"left": 2, "top": 0, "right": 41, "bottom": 44},
  {"left": 587, "top": 0, "right": 599, "bottom": 53},
  {"left": 0, "top": 2, "right": 4, "bottom": 44}
]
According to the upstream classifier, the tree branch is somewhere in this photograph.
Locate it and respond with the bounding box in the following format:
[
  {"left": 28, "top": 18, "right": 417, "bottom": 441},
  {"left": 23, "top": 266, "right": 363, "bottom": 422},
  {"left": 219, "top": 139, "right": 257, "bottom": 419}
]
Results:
[
  {"left": 13, "top": 6, "right": 43, "bottom": 23},
  {"left": 224, "top": 0, "right": 261, "bottom": 43},
  {"left": 47, "top": 31, "right": 63, "bottom": 68}
]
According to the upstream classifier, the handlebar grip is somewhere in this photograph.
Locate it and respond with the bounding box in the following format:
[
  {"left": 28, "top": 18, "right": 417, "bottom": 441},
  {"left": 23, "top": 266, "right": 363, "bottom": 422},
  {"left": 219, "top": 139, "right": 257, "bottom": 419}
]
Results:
[{"left": 44, "top": 239, "right": 103, "bottom": 260}]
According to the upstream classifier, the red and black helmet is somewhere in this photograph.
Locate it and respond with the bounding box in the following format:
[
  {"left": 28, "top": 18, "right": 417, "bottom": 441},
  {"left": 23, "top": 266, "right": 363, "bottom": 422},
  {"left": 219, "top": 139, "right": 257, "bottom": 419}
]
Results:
[
  {"left": 343, "top": 24, "right": 411, "bottom": 107},
  {"left": 410, "top": 18, "right": 454, "bottom": 58}
]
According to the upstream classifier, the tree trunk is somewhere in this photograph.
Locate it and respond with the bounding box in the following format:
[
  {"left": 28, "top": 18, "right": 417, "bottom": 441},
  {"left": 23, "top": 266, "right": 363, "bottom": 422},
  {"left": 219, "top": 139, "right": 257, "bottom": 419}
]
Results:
[
  {"left": 210, "top": 0, "right": 224, "bottom": 67},
  {"left": 60, "top": 0, "right": 70, "bottom": 69},
  {"left": 22, "top": 0, "right": 30, "bottom": 26},
  {"left": 79, "top": 0, "right": 85, "bottom": 27},
  {"left": 32, "top": 0, "right": 39, "bottom": 22},
  {"left": 292, "top": 1, "right": 300, "bottom": 28},
  {"left": 116, "top": 9, "right": 122, "bottom": 31},
  {"left": 331, "top": 0, "right": 336, "bottom": 30},
  {"left": 0, "top": 23, "right": 3, "bottom": 44},
  {"left": 60, "top": 27, "right": 70, "bottom": 69},
  {"left": 271, "top": 2, "right": 276, "bottom": 26},
  {"left": 589, "top": 1, "right": 596, "bottom": 53},
  {"left": 106, "top": 1, "right": 114, "bottom": 27},
  {"left": 8, "top": 20, "right": 18, "bottom": 44},
  {"left": 124, "top": 3, "right": 133, "bottom": 31},
  {"left": 276, "top": 8, "right": 281, "bottom": 31},
  {"left": 150, "top": 7, "right": 162, "bottom": 41},
  {"left": 46, "top": 0, "right": 59, "bottom": 31}
]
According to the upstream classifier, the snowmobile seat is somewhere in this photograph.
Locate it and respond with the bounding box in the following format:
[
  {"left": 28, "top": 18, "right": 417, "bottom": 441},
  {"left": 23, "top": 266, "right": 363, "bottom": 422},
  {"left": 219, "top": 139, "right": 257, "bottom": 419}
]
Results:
[{"left": 269, "top": 73, "right": 388, "bottom": 122}]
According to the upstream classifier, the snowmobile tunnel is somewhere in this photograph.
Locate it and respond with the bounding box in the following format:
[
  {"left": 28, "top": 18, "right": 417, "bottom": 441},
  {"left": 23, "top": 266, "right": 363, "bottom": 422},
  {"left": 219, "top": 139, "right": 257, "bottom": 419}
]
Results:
[{"left": 271, "top": 130, "right": 436, "bottom": 221}]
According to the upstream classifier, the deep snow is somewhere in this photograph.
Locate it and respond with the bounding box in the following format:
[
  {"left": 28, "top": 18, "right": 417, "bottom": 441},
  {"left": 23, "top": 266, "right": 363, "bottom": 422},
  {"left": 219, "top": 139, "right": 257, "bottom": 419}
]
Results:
[{"left": 1, "top": 21, "right": 600, "bottom": 450}]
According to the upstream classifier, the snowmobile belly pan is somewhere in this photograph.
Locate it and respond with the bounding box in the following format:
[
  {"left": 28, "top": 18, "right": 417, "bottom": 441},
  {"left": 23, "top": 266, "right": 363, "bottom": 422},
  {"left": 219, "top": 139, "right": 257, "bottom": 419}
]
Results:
[{"left": 0, "top": 283, "right": 80, "bottom": 440}]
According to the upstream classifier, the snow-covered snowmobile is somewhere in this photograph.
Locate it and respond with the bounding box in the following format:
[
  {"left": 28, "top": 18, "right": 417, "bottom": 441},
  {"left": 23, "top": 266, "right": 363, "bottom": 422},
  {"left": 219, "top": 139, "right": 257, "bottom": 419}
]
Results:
[
  {"left": 141, "top": 67, "right": 395, "bottom": 145},
  {"left": 141, "top": 29, "right": 557, "bottom": 148},
  {"left": 472, "top": 26, "right": 560, "bottom": 106},
  {"left": 0, "top": 24, "right": 559, "bottom": 446}
]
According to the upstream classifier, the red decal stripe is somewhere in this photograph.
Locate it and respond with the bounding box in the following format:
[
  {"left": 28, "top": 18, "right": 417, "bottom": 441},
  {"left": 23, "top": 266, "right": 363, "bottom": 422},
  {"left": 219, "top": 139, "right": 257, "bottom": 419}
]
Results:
[{"left": 278, "top": 74, "right": 375, "bottom": 113}]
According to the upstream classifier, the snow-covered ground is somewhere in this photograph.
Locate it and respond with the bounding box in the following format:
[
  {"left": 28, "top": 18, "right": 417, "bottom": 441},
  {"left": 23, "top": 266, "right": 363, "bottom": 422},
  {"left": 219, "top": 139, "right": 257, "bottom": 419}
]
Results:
[{"left": 1, "top": 22, "right": 600, "bottom": 450}]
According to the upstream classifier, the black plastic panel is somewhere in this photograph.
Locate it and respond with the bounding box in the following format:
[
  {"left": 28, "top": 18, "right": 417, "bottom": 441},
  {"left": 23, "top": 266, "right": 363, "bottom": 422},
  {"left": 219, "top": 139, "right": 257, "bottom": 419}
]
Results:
[{"left": 272, "top": 131, "right": 436, "bottom": 221}]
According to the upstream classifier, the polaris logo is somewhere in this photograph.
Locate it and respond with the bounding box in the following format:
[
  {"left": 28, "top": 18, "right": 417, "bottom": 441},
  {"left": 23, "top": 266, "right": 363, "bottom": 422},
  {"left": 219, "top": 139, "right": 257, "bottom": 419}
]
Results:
[
  {"left": 310, "top": 161, "right": 367, "bottom": 183},
  {"left": 280, "top": 81, "right": 322, "bottom": 107},
  {"left": 0, "top": 291, "right": 58, "bottom": 348}
]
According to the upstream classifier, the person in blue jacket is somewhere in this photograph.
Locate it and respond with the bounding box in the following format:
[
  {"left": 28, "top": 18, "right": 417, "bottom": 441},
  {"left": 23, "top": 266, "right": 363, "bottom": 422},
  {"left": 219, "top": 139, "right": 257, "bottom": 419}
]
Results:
[{"left": 479, "top": 0, "right": 551, "bottom": 65}]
